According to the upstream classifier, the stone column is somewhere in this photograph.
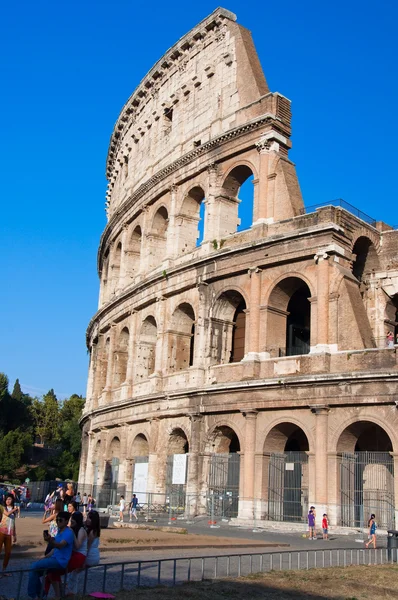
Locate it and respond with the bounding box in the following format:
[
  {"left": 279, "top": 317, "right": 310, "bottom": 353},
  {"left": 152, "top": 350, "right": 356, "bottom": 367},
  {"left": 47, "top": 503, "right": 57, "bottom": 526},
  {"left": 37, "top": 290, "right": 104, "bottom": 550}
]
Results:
[
  {"left": 166, "top": 185, "right": 178, "bottom": 259},
  {"left": 393, "top": 453, "right": 398, "bottom": 528},
  {"left": 243, "top": 267, "right": 263, "bottom": 360},
  {"left": 312, "top": 252, "right": 332, "bottom": 352},
  {"left": 238, "top": 410, "right": 258, "bottom": 520},
  {"left": 311, "top": 406, "right": 329, "bottom": 517},
  {"left": 155, "top": 296, "right": 167, "bottom": 376},
  {"left": 146, "top": 418, "right": 160, "bottom": 500},
  {"left": 204, "top": 163, "right": 218, "bottom": 242},
  {"left": 122, "top": 311, "right": 137, "bottom": 399},
  {"left": 117, "top": 224, "right": 129, "bottom": 291},
  {"left": 254, "top": 140, "right": 270, "bottom": 223},
  {"left": 186, "top": 413, "right": 203, "bottom": 518},
  {"left": 103, "top": 325, "right": 116, "bottom": 403},
  {"left": 195, "top": 284, "right": 209, "bottom": 369}
]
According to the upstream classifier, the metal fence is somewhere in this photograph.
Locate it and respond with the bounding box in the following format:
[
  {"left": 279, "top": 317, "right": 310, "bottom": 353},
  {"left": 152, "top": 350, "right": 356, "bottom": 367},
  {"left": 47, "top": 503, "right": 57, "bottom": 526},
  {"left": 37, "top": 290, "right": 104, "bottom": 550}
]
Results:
[
  {"left": 302, "top": 199, "right": 376, "bottom": 227},
  {"left": 4, "top": 547, "right": 398, "bottom": 600}
]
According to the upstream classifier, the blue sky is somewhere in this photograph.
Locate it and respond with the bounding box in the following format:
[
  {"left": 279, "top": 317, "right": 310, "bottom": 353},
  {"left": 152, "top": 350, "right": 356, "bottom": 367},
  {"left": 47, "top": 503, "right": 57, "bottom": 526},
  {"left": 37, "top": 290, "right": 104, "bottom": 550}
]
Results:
[{"left": 1, "top": 0, "right": 397, "bottom": 399}]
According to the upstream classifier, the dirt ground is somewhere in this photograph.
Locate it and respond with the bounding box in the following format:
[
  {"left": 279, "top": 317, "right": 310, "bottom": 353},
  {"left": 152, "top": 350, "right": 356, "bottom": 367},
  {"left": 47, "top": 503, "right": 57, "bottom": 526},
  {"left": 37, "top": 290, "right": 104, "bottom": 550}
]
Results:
[
  {"left": 114, "top": 565, "right": 398, "bottom": 599},
  {"left": 12, "top": 517, "right": 281, "bottom": 556}
]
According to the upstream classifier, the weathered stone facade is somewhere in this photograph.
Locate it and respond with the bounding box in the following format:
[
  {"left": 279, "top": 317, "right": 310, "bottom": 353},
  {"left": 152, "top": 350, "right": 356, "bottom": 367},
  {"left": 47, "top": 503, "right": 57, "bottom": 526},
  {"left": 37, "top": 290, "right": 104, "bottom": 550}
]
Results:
[{"left": 80, "top": 8, "right": 398, "bottom": 527}]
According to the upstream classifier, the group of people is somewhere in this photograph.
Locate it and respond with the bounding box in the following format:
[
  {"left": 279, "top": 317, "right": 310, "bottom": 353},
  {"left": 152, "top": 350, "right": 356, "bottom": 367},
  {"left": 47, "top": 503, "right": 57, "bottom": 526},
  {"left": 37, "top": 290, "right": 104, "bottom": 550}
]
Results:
[
  {"left": 307, "top": 506, "right": 378, "bottom": 548},
  {"left": 27, "top": 485, "right": 101, "bottom": 599},
  {"left": 307, "top": 506, "right": 329, "bottom": 540},
  {"left": 45, "top": 484, "right": 96, "bottom": 517},
  {"left": 0, "top": 484, "right": 31, "bottom": 516},
  {"left": 118, "top": 494, "right": 139, "bottom": 523}
]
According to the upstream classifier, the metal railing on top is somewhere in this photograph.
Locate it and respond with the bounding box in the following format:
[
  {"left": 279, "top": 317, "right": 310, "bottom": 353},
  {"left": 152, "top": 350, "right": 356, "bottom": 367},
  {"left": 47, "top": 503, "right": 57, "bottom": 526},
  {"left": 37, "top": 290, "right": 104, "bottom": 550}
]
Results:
[{"left": 302, "top": 199, "right": 376, "bottom": 227}]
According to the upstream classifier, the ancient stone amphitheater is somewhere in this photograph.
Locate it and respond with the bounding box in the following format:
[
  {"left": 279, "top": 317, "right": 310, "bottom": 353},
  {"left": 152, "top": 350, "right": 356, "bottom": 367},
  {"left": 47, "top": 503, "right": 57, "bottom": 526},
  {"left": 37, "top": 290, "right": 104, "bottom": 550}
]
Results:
[{"left": 80, "top": 8, "right": 398, "bottom": 527}]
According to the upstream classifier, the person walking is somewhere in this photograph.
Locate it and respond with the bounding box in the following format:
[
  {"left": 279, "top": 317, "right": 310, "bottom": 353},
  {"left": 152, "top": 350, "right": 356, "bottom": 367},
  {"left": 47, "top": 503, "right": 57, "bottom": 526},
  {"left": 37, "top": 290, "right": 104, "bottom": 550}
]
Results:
[
  {"left": 0, "top": 495, "right": 18, "bottom": 577},
  {"left": 118, "top": 495, "right": 126, "bottom": 523},
  {"left": 365, "top": 514, "right": 377, "bottom": 549},
  {"left": 307, "top": 508, "right": 316, "bottom": 540},
  {"left": 27, "top": 511, "right": 74, "bottom": 600},
  {"left": 82, "top": 493, "right": 88, "bottom": 517},
  {"left": 75, "top": 491, "right": 81, "bottom": 509},
  {"left": 129, "top": 494, "right": 139, "bottom": 521},
  {"left": 322, "top": 513, "right": 329, "bottom": 540},
  {"left": 387, "top": 331, "right": 394, "bottom": 348}
]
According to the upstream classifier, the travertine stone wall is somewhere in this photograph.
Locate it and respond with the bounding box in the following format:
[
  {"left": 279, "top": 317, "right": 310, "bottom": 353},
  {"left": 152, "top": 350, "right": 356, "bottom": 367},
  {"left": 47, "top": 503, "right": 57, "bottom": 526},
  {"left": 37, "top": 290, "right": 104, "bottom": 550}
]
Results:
[{"left": 80, "top": 9, "right": 398, "bottom": 527}]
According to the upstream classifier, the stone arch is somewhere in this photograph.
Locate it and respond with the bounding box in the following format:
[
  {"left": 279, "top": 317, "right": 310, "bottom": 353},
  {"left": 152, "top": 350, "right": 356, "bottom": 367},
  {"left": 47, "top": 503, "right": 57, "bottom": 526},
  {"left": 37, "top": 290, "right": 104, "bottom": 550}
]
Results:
[
  {"left": 263, "top": 421, "right": 310, "bottom": 522},
  {"left": 109, "top": 435, "right": 121, "bottom": 457},
  {"left": 352, "top": 236, "right": 381, "bottom": 282},
  {"left": 206, "top": 423, "right": 241, "bottom": 518},
  {"left": 167, "top": 427, "right": 189, "bottom": 454},
  {"left": 336, "top": 419, "right": 395, "bottom": 528},
  {"left": 266, "top": 276, "right": 312, "bottom": 357},
  {"left": 148, "top": 205, "right": 169, "bottom": 269},
  {"left": 210, "top": 289, "right": 247, "bottom": 364},
  {"left": 125, "top": 225, "right": 142, "bottom": 279},
  {"left": 136, "top": 316, "right": 157, "bottom": 380},
  {"left": 205, "top": 422, "right": 242, "bottom": 453},
  {"left": 131, "top": 433, "right": 149, "bottom": 456},
  {"left": 114, "top": 326, "right": 129, "bottom": 387},
  {"left": 168, "top": 303, "right": 196, "bottom": 372},
  {"left": 177, "top": 186, "right": 206, "bottom": 252},
  {"left": 219, "top": 163, "right": 256, "bottom": 236},
  {"left": 335, "top": 418, "right": 395, "bottom": 454}
]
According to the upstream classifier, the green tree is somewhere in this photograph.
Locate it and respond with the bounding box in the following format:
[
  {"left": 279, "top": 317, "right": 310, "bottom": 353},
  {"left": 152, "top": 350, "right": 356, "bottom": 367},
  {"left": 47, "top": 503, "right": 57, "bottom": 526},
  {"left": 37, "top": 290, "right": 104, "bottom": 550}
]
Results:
[
  {"left": 56, "top": 394, "right": 85, "bottom": 479},
  {"left": 0, "top": 373, "right": 33, "bottom": 435},
  {"left": 11, "top": 378, "right": 23, "bottom": 401},
  {"left": 0, "top": 429, "right": 32, "bottom": 479}
]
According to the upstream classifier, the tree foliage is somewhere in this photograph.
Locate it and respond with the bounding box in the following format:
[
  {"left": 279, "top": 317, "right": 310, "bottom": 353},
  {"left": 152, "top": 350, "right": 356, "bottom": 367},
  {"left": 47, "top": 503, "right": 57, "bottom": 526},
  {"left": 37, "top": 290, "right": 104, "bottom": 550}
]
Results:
[{"left": 0, "top": 373, "right": 85, "bottom": 482}]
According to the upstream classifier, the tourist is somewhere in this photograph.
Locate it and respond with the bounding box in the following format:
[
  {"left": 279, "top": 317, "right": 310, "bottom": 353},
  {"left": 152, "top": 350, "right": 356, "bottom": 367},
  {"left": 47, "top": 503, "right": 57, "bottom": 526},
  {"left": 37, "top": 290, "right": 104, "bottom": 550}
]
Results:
[
  {"left": 307, "top": 508, "right": 316, "bottom": 540},
  {"left": 64, "top": 483, "right": 75, "bottom": 507},
  {"left": 0, "top": 495, "right": 18, "bottom": 577},
  {"left": 365, "top": 514, "right": 377, "bottom": 549},
  {"left": 27, "top": 511, "right": 74, "bottom": 600},
  {"left": 75, "top": 491, "right": 81, "bottom": 508},
  {"left": 45, "top": 511, "right": 87, "bottom": 597},
  {"left": 322, "top": 513, "right": 329, "bottom": 540},
  {"left": 67, "top": 510, "right": 101, "bottom": 594},
  {"left": 82, "top": 493, "right": 88, "bottom": 517},
  {"left": 310, "top": 505, "right": 317, "bottom": 538},
  {"left": 42, "top": 499, "right": 64, "bottom": 555},
  {"left": 87, "top": 494, "right": 95, "bottom": 512},
  {"left": 387, "top": 331, "right": 394, "bottom": 348},
  {"left": 67, "top": 501, "right": 79, "bottom": 516},
  {"left": 118, "top": 495, "right": 126, "bottom": 523},
  {"left": 129, "top": 494, "right": 139, "bottom": 521}
]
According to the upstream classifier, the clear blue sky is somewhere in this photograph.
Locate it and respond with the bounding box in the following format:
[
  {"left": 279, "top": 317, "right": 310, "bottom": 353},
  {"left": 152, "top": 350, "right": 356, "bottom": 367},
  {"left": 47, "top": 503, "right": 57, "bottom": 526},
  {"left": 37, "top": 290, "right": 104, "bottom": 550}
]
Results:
[{"left": 1, "top": 0, "right": 396, "bottom": 399}]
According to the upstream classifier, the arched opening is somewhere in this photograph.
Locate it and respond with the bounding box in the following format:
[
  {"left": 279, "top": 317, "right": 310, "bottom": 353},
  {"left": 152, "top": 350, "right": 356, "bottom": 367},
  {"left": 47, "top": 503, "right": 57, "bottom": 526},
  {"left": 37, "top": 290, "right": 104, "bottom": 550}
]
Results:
[
  {"left": 114, "top": 327, "right": 129, "bottom": 387},
  {"left": 267, "top": 277, "right": 311, "bottom": 357},
  {"left": 207, "top": 426, "right": 241, "bottom": 518},
  {"left": 125, "top": 225, "right": 142, "bottom": 280},
  {"left": 263, "top": 423, "right": 309, "bottom": 522},
  {"left": 131, "top": 434, "right": 149, "bottom": 503},
  {"left": 352, "top": 237, "right": 380, "bottom": 282},
  {"left": 337, "top": 421, "right": 394, "bottom": 528},
  {"left": 220, "top": 165, "right": 254, "bottom": 236},
  {"left": 210, "top": 291, "right": 247, "bottom": 364},
  {"left": 102, "top": 436, "right": 121, "bottom": 506},
  {"left": 177, "top": 186, "right": 206, "bottom": 253},
  {"left": 168, "top": 303, "right": 195, "bottom": 372},
  {"left": 148, "top": 206, "right": 169, "bottom": 269},
  {"left": 136, "top": 316, "right": 157, "bottom": 380},
  {"left": 166, "top": 428, "right": 189, "bottom": 507}
]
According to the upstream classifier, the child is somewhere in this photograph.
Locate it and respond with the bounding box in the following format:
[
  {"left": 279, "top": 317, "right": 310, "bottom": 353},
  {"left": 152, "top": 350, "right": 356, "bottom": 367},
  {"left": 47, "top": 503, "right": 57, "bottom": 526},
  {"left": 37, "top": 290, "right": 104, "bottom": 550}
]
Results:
[
  {"left": 308, "top": 508, "right": 316, "bottom": 540},
  {"left": 322, "top": 513, "right": 329, "bottom": 540}
]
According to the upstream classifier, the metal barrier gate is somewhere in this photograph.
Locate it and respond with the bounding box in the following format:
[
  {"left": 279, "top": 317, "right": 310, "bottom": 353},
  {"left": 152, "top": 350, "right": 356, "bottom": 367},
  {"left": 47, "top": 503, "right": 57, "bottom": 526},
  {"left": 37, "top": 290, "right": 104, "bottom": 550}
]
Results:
[{"left": 268, "top": 452, "right": 309, "bottom": 522}]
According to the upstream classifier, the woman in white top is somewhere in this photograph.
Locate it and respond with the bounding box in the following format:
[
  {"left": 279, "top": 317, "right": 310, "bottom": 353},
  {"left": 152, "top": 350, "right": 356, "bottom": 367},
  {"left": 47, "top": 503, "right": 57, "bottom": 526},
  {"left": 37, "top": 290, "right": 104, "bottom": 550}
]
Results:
[
  {"left": 86, "top": 510, "right": 101, "bottom": 566},
  {"left": 119, "top": 495, "right": 126, "bottom": 523}
]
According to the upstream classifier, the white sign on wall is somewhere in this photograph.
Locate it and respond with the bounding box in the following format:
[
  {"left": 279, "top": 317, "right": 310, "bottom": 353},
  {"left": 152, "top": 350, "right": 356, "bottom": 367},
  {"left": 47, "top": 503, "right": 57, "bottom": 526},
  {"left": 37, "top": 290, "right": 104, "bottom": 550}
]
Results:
[
  {"left": 172, "top": 454, "right": 187, "bottom": 484},
  {"left": 133, "top": 462, "right": 148, "bottom": 504}
]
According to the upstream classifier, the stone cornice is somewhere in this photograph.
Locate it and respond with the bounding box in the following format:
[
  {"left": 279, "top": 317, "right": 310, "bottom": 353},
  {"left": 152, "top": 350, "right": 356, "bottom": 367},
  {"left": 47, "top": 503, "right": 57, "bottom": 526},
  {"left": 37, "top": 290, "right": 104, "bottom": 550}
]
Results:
[
  {"left": 99, "top": 111, "right": 278, "bottom": 271},
  {"left": 106, "top": 8, "right": 237, "bottom": 179},
  {"left": 79, "top": 370, "right": 398, "bottom": 427}
]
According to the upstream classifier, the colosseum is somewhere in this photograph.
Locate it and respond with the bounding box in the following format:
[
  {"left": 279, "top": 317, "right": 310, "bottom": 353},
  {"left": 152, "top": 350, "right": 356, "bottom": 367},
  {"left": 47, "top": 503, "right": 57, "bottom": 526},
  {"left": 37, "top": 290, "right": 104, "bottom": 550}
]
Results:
[{"left": 79, "top": 8, "right": 398, "bottom": 528}]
